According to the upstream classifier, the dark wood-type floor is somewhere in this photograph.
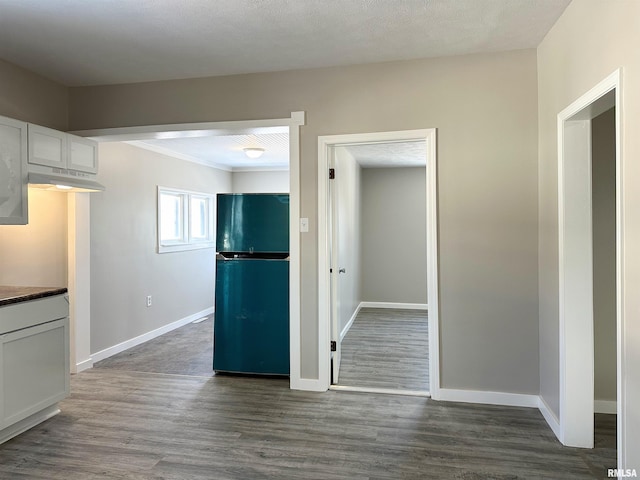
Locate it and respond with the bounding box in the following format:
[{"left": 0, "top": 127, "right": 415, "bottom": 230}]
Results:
[
  {"left": 337, "top": 308, "right": 429, "bottom": 391},
  {"left": 0, "top": 314, "right": 617, "bottom": 479},
  {"left": 94, "top": 315, "right": 214, "bottom": 377}
]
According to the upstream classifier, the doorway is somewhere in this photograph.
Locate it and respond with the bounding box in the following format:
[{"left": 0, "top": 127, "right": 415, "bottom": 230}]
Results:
[
  {"left": 317, "top": 129, "right": 439, "bottom": 396},
  {"left": 68, "top": 113, "right": 306, "bottom": 388},
  {"left": 557, "top": 69, "right": 622, "bottom": 467}
]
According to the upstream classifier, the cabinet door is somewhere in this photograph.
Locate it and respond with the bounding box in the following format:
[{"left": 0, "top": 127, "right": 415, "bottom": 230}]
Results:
[
  {"left": 0, "top": 318, "right": 70, "bottom": 429},
  {"left": 67, "top": 134, "right": 98, "bottom": 174},
  {"left": 0, "top": 115, "right": 28, "bottom": 225},
  {"left": 27, "top": 124, "right": 67, "bottom": 169}
]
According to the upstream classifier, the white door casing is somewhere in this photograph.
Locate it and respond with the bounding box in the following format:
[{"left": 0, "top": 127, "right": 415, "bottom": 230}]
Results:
[
  {"left": 557, "top": 69, "right": 623, "bottom": 467},
  {"left": 317, "top": 129, "right": 440, "bottom": 395}
]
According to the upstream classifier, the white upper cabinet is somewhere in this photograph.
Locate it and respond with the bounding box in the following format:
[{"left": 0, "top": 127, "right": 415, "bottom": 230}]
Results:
[
  {"left": 27, "top": 124, "right": 67, "bottom": 170},
  {"left": 28, "top": 124, "right": 98, "bottom": 174},
  {"left": 0, "top": 115, "right": 28, "bottom": 225},
  {"left": 68, "top": 134, "right": 98, "bottom": 174}
]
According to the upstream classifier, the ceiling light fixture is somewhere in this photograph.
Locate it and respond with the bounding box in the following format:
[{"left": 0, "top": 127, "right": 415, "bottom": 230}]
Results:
[{"left": 243, "top": 147, "right": 265, "bottom": 159}]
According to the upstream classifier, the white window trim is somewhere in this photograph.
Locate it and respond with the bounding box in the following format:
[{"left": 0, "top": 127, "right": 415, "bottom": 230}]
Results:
[{"left": 157, "top": 186, "right": 214, "bottom": 253}]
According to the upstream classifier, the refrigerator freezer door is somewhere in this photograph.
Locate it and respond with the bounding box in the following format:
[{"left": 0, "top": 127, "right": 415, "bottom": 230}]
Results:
[
  {"left": 216, "top": 194, "right": 289, "bottom": 253},
  {"left": 213, "top": 258, "right": 290, "bottom": 375}
]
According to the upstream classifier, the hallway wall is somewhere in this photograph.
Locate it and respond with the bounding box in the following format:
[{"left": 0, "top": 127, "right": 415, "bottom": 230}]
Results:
[{"left": 361, "top": 167, "right": 427, "bottom": 304}]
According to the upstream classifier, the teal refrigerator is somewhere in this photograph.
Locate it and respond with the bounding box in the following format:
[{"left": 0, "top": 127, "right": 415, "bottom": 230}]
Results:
[{"left": 213, "top": 194, "right": 290, "bottom": 375}]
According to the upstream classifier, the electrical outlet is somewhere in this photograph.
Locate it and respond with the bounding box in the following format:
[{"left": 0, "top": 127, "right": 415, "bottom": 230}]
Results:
[{"left": 146, "top": 295, "right": 152, "bottom": 307}]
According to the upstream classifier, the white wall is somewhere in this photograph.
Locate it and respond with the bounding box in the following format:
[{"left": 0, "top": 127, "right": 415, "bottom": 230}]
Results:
[
  {"left": 0, "top": 188, "right": 68, "bottom": 287},
  {"left": 361, "top": 167, "right": 427, "bottom": 304},
  {"left": 90, "top": 142, "right": 231, "bottom": 354},
  {"left": 232, "top": 170, "right": 289, "bottom": 193},
  {"left": 334, "top": 147, "right": 361, "bottom": 334},
  {"left": 592, "top": 108, "right": 616, "bottom": 403}
]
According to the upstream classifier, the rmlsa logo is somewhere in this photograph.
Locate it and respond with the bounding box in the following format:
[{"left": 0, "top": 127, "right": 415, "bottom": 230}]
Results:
[{"left": 608, "top": 469, "right": 638, "bottom": 478}]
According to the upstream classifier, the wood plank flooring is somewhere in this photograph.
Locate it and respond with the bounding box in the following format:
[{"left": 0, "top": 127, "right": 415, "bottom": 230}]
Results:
[
  {"left": 0, "top": 314, "right": 617, "bottom": 479},
  {"left": 94, "top": 315, "right": 214, "bottom": 377},
  {"left": 337, "top": 308, "right": 429, "bottom": 391}
]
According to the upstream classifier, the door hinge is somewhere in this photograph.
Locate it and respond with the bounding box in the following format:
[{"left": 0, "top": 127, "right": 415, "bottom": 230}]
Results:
[
  {"left": 330, "top": 341, "right": 337, "bottom": 352},
  {"left": 329, "top": 168, "right": 335, "bottom": 179}
]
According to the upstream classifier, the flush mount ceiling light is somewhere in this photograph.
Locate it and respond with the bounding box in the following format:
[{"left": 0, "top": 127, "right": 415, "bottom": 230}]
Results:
[{"left": 243, "top": 147, "right": 265, "bottom": 159}]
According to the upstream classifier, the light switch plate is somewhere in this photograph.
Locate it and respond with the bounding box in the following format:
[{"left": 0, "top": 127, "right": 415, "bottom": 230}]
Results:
[{"left": 300, "top": 217, "right": 309, "bottom": 233}]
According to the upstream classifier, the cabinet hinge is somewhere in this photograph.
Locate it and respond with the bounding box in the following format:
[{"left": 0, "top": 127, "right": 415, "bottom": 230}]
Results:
[{"left": 329, "top": 168, "right": 335, "bottom": 179}]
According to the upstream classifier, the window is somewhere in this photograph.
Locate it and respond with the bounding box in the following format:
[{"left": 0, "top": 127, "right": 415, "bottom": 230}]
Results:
[{"left": 158, "top": 187, "right": 214, "bottom": 253}]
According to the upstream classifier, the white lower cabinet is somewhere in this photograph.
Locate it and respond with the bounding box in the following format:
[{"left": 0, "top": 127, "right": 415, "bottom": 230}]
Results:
[{"left": 0, "top": 295, "right": 70, "bottom": 443}]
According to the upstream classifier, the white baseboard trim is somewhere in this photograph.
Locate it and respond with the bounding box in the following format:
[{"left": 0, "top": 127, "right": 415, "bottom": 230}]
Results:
[
  {"left": 360, "top": 302, "right": 428, "bottom": 311},
  {"left": 595, "top": 399, "right": 617, "bottom": 414},
  {"left": 340, "top": 303, "right": 362, "bottom": 341},
  {"left": 436, "top": 388, "right": 539, "bottom": 408},
  {"left": 538, "top": 396, "right": 562, "bottom": 441},
  {"left": 91, "top": 307, "right": 214, "bottom": 363},
  {"left": 74, "top": 357, "right": 94, "bottom": 373}
]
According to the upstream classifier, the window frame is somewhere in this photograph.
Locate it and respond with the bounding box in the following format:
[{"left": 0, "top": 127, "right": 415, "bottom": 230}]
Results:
[{"left": 157, "top": 186, "right": 214, "bottom": 253}]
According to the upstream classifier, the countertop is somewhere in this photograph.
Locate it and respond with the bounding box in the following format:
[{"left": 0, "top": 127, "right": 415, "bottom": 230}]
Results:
[{"left": 0, "top": 286, "right": 68, "bottom": 307}]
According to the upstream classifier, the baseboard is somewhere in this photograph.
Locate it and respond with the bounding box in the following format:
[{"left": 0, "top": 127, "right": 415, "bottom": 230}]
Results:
[
  {"left": 595, "top": 399, "right": 617, "bottom": 414},
  {"left": 360, "top": 302, "right": 428, "bottom": 310},
  {"left": 340, "top": 303, "right": 362, "bottom": 341},
  {"left": 91, "top": 307, "right": 214, "bottom": 363},
  {"left": 74, "top": 357, "right": 94, "bottom": 373},
  {"left": 436, "top": 388, "right": 539, "bottom": 408},
  {"left": 538, "top": 396, "right": 562, "bottom": 441}
]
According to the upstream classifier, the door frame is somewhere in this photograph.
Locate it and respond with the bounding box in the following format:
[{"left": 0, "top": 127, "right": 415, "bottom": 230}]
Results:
[
  {"left": 557, "top": 69, "right": 623, "bottom": 464},
  {"left": 317, "top": 129, "right": 440, "bottom": 395},
  {"left": 69, "top": 112, "right": 306, "bottom": 388}
]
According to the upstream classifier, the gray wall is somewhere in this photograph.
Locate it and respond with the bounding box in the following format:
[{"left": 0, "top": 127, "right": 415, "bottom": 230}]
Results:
[
  {"left": 0, "top": 58, "right": 68, "bottom": 131},
  {"left": 538, "top": 1, "right": 640, "bottom": 458},
  {"left": 592, "top": 108, "right": 616, "bottom": 403},
  {"left": 334, "top": 147, "right": 361, "bottom": 335},
  {"left": 0, "top": 189, "right": 68, "bottom": 287},
  {"left": 68, "top": 49, "right": 540, "bottom": 393},
  {"left": 232, "top": 170, "right": 289, "bottom": 193},
  {"left": 0, "top": 60, "right": 69, "bottom": 289},
  {"left": 361, "top": 167, "right": 427, "bottom": 304},
  {"left": 90, "top": 142, "right": 231, "bottom": 354}
]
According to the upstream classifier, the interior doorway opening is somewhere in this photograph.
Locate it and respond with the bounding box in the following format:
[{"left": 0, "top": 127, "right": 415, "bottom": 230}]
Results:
[
  {"left": 67, "top": 113, "right": 305, "bottom": 389},
  {"left": 318, "top": 129, "right": 439, "bottom": 397},
  {"left": 557, "top": 70, "right": 622, "bottom": 468}
]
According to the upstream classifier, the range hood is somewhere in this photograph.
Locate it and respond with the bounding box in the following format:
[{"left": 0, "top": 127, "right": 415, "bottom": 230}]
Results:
[{"left": 28, "top": 172, "right": 105, "bottom": 193}]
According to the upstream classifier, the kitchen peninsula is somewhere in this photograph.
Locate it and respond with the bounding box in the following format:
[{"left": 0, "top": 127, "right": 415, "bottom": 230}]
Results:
[{"left": 0, "top": 286, "right": 69, "bottom": 444}]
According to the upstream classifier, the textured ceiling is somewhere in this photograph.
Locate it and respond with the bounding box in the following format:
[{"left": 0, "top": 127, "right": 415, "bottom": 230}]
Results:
[
  {"left": 128, "top": 133, "right": 290, "bottom": 171},
  {"left": 343, "top": 142, "right": 426, "bottom": 168},
  {"left": 129, "top": 133, "right": 426, "bottom": 171},
  {"left": 0, "top": 0, "right": 570, "bottom": 86}
]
